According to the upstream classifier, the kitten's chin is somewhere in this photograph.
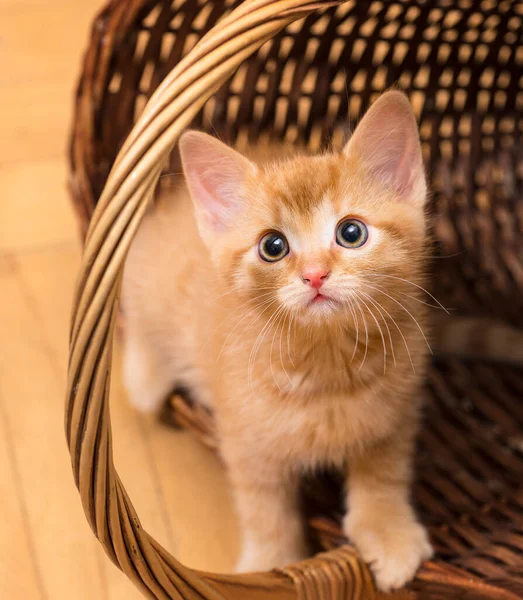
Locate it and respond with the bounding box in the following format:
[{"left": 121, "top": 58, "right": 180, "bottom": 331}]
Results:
[{"left": 293, "top": 295, "right": 344, "bottom": 323}]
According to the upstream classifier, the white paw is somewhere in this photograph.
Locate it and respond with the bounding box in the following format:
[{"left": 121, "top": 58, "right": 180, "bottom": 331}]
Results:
[{"left": 344, "top": 513, "right": 433, "bottom": 592}]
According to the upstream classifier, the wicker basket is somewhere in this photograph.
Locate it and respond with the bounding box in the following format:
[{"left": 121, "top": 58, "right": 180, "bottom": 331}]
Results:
[{"left": 67, "top": 1, "right": 523, "bottom": 598}]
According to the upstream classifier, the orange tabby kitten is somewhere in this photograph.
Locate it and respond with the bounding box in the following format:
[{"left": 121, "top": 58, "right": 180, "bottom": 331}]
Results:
[{"left": 122, "top": 91, "right": 434, "bottom": 591}]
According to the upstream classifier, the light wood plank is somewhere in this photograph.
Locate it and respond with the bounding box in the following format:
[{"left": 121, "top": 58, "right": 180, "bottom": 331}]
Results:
[
  {"left": 0, "top": 81, "right": 74, "bottom": 163},
  {"left": 0, "top": 380, "right": 44, "bottom": 600},
  {"left": 0, "top": 255, "right": 107, "bottom": 600},
  {"left": 0, "top": 0, "right": 107, "bottom": 163},
  {"left": 0, "top": 159, "right": 79, "bottom": 253},
  {"left": 0, "top": 0, "right": 107, "bottom": 85},
  {"left": 143, "top": 417, "right": 240, "bottom": 573}
]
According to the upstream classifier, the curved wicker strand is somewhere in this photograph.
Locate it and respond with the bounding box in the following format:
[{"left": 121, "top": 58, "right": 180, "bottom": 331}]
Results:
[
  {"left": 62, "top": 1, "right": 392, "bottom": 599},
  {"left": 280, "top": 547, "right": 377, "bottom": 600}
]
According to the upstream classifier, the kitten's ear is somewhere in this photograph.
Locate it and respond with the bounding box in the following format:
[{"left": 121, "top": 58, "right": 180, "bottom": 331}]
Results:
[
  {"left": 344, "top": 91, "right": 426, "bottom": 204},
  {"left": 179, "top": 131, "right": 256, "bottom": 231}
]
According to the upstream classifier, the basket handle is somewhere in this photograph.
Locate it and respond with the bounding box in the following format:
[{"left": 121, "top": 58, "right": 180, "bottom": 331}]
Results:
[{"left": 64, "top": 1, "right": 383, "bottom": 598}]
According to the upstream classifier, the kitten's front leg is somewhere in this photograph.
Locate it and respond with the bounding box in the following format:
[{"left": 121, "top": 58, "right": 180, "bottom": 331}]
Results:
[
  {"left": 226, "top": 452, "right": 309, "bottom": 573},
  {"left": 123, "top": 328, "right": 175, "bottom": 414},
  {"left": 344, "top": 433, "right": 433, "bottom": 592}
]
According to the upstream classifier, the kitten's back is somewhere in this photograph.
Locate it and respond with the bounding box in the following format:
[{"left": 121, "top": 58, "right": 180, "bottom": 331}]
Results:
[{"left": 121, "top": 183, "right": 218, "bottom": 410}]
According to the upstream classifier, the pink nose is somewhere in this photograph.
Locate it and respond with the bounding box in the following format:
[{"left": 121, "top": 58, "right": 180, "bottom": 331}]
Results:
[{"left": 302, "top": 269, "right": 330, "bottom": 290}]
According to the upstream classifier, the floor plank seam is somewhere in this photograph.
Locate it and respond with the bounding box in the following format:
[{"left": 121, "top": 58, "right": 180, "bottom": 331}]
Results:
[{"left": 0, "top": 389, "right": 49, "bottom": 600}]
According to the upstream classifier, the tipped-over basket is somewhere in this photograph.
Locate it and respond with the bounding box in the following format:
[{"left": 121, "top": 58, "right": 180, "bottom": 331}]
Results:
[{"left": 67, "top": 1, "right": 523, "bottom": 598}]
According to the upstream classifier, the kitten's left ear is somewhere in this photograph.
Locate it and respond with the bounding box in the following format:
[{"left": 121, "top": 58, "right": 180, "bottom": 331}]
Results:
[
  {"left": 344, "top": 91, "right": 426, "bottom": 204},
  {"left": 179, "top": 131, "right": 256, "bottom": 232}
]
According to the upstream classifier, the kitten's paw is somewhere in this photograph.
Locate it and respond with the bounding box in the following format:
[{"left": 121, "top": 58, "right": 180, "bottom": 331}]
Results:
[
  {"left": 344, "top": 512, "right": 433, "bottom": 592},
  {"left": 235, "top": 542, "right": 308, "bottom": 573}
]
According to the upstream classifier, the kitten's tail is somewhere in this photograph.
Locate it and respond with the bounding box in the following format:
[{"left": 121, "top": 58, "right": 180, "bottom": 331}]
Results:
[{"left": 432, "top": 314, "right": 523, "bottom": 366}]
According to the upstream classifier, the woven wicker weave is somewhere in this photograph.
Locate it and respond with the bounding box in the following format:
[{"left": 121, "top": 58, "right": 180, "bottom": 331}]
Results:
[{"left": 67, "top": 1, "right": 523, "bottom": 598}]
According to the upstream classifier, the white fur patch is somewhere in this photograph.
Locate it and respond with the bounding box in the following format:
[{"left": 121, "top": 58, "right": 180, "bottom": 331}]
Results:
[{"left": 123, "top": 338, "right": 169, "bottom": 413}]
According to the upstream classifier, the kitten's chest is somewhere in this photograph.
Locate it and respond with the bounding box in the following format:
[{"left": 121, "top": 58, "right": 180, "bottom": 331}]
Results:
[
  {"left": 218, "top": 323, "right": 410, "bottom": 466},
  {"left": 256, "top": 338, "right": 382, "bottom": 398},
  {"left": 244, "top": 388, "right": 395, "bottom": 468}
]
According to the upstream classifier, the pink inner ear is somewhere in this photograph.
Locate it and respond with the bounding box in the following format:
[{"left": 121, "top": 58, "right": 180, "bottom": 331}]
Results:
[
  {"left": 369, "top": 122, "right": 418, "bottom": 192},
  {"left": 346, "top": 91, "right": 425, "bottom": 201},
  {"left": 179, "top": 131, "right": 254, "bottom": 231},
  {"left": 185, "top": 166, "right": 234, "bottom": 231}
]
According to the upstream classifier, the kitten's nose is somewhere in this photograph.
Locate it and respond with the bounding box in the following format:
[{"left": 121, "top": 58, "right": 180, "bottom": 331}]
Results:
[{"left": 302, "top": 269, "right": 331, "bottom": 290}]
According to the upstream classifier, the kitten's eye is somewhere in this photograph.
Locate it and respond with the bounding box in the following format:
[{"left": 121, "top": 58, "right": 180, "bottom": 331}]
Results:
[
  {"left": 336, "top": 219, "right": 368, "bottom": 249},
  {"left": 258, "top": 232, "right": 289, "bottom": 262}
]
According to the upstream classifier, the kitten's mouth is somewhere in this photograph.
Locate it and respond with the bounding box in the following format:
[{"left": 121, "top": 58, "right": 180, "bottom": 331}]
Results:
[
  {"left": 310, "top": 292, "right": 336, "bottom": 305},
  {"left": 312, "top": 293, "right": 328, "bottom": 303}
]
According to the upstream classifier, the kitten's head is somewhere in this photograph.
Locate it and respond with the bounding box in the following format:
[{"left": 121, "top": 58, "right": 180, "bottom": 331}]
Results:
[{"left": 180, "top": 91, "right": 428, "bottom": 328}]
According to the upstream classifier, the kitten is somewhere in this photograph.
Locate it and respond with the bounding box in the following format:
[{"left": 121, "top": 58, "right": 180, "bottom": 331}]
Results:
[{"left": 122, "top": 90, "right": 434, "bottom": 591}]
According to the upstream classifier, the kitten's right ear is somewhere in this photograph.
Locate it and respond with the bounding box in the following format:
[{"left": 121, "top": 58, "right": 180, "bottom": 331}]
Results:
[
  {"left": 343, "top": 91, "right": 426, "bottom": 205},
  {"left": 179, "top": 131, "right": 256, "bottom": 232}
]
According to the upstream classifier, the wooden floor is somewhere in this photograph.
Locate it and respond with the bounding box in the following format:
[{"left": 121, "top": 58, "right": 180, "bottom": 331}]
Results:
[{"left": 0, "top": 2, "right": 239, "bottom": 599}]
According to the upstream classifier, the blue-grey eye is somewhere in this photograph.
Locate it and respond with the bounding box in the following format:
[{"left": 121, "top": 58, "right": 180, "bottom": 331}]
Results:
[
  {"left": 259, "top": 232, "right": 289, "bottom": 262},
  {"left": 336, "top": 219, "right": 368, "bottom": 248}
]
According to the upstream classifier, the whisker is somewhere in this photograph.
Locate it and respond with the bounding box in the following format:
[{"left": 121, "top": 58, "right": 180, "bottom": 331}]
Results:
[
  {"left": 362, "top": 273, "right": 449, "bottom": 314},
  {"left": 354, "top": 291, "right": 387, "bottom": 374},
  {"left": 432, "top": 252, "right": 461, "bottom": 259},
  {"left": 358, "top": 278, "right": 443, "bottom": 311},
  {"left": 360, "top": 284, "right": 415, "bottom": 373},
  {"left": 248, "top": 303, "right": 285, "bottom": 392},
  {"left": 199, "top": 302, "right": 252, "bottom": 356},
  {"left": 362, "top": 282, "right": 433, "bottom": 355},
  {"left": 267, "top": 304, "right": 288, "bottom": 392},
  {"left": 359, "top": 290, "right": 396, "bottom": 368},
  {"left": 351, "top": 296, "right": 369, "bottom": 372},
  {"left": 362, "top": 279, "right": 448, "bottom": 311},
  {"left": 278, "top": 309, "right": 293, "bottom": 387},
  {"left": 345, "top": 296, "right": 360, "bottom": 364},
  {"left": 210, "top": 285, "right": 275, "bottom": 303},
  {"left": 286, "top": 310, "right": 296, "bottom": 369},
  {"left": 396, "top": 291, "right": 450, "bottom": 310},
  {"left": 269, "top": 310, "right": 283, "bottom": 392},
  {"left": 217, "top": 296, "right": 276, "bottom": 359}
]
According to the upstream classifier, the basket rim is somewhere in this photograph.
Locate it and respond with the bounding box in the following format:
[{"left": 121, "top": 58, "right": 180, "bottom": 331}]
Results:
[{"left": 65, "top": 1, "right": 522, "bottom": 598}]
